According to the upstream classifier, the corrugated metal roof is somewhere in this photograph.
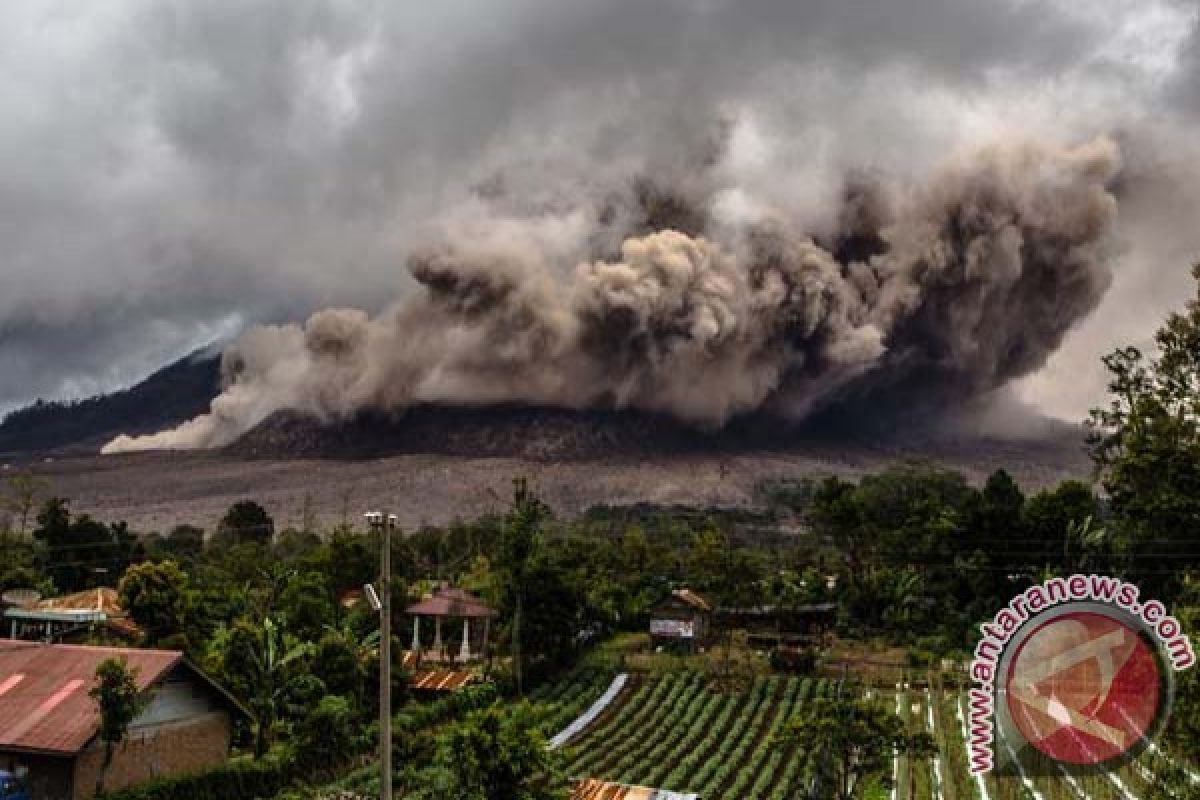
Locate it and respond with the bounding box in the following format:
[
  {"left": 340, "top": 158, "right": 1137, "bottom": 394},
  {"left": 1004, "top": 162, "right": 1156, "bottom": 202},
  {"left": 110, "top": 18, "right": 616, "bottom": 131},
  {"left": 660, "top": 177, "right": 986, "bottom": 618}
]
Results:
[
  {"left": 671, "top": 589, "right": 712, "bottom": 613},
  {"left": 0, "top": 640, "right": 180, "bottom": 755},
  {"left": 572, "top": 779, "right": 699, "bottom": 800},
  {"left": 408, "top": 669, "right": 479, "bottom": 692},
  {"left": 4, "top": 588, "right": 142, "bottom": 638}
]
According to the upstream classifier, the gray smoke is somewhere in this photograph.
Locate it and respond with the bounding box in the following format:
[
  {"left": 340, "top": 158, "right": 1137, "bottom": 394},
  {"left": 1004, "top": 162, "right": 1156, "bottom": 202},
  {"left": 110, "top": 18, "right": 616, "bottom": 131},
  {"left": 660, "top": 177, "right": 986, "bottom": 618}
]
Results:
[
  {"left": 2, "top": 0, "right": 1198, "bottom": 423},
  {"left": 104, "top": 136, "right": 1119, "bottom": 452}
]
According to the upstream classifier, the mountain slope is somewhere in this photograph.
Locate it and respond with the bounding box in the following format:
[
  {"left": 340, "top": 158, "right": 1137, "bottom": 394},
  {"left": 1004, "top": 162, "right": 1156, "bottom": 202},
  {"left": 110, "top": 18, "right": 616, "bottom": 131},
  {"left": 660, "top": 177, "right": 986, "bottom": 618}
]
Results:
[{"left": 0, "top": 351, "right": 221, "bottom": 455}]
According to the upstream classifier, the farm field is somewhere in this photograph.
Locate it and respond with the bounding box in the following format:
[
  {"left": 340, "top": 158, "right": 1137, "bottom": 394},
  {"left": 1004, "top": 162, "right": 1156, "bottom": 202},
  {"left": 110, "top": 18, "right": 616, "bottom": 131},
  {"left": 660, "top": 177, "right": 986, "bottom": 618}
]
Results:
[
  {"left": 878, "top": 689, "right": 1196, "bottom": 800},
  {"left": 529, "top": 665, "right": 618, "bottom": 737},
  {"left": 554, "top": 673, "right": 833, "bottom": 800},
  {"left": 544, "top": 674, "right": 1200, "bottom": 800}
]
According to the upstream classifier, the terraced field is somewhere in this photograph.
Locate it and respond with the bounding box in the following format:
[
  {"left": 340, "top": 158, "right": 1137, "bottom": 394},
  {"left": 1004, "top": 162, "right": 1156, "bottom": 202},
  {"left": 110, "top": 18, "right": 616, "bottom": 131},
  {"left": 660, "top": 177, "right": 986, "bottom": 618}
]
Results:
[
  {"left": 553, "top": 673, "right": 833, "bottom": 800},
  {"left": 895, "top": 688, "right": 1200, "bottom": 800},
  {"left": 528, "top": 666, "right": 618, "bottom": 737},
  {"left": 542, "top": 674, "right": 1200, "bottom": 800}
]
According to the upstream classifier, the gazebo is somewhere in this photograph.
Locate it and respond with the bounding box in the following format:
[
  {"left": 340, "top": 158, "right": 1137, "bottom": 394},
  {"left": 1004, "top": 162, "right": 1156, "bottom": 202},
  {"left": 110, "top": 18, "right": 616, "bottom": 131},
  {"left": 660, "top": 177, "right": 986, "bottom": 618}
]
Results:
[{"left": 405, "top": 586, "right": 498, "bottom": 663}]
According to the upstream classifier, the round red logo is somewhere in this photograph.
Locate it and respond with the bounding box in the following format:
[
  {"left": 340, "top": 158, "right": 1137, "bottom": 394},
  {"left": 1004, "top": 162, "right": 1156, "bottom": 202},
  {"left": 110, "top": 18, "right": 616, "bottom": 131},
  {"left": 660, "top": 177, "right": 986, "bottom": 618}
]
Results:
[{"left": 1004, "top": 610, "right": 1163, "bottom": 765}]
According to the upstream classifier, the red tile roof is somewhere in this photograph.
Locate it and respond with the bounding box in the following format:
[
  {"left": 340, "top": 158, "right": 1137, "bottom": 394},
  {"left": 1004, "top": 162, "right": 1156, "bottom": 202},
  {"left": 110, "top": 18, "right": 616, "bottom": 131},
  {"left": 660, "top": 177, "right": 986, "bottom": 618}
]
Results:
[{"left": 0, "top": 640, "right": 181, "bottom": 755}]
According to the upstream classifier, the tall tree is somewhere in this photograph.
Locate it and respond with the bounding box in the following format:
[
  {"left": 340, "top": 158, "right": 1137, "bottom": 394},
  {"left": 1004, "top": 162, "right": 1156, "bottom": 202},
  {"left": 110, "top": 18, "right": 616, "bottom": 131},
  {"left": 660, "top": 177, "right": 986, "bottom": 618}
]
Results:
[
  {"left": 89, "top": 658, "right": 150, "bottom": 796},
  {"left": 496, "top": 478, "right": 546, "bottom": 695},
  {"left": 118, "top": 560, "right": 190, "bottom": 646},
  {"left": 33, "top": 498, "right": 135, "bottom": 593},
  {"left": 2, "top": 471, "right": 48, "bottom": 536},
  {"left": 217, "top": 500, "right": 275, "bottom": 547},
  {"left": 220, "top": 616, "right": 316, "bottom": 757},
  {"left": 1089, "top": 263, "right": 1200, "bottom": 595},
  {"left": 278, "top": 570, "right": 335, "bottom": 642}
]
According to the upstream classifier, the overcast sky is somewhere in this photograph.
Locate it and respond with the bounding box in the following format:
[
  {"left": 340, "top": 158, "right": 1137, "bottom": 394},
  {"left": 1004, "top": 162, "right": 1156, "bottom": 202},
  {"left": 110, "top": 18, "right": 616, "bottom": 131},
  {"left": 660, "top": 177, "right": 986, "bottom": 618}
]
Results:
[{"left": 2, "top": 0, "right": 1199, "bottom": 419}]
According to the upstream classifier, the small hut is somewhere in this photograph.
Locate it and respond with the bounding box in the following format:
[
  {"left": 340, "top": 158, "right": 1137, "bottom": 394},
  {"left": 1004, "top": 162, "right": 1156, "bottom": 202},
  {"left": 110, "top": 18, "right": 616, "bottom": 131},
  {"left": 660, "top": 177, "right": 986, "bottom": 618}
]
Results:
[
  {"left": 649, "top": 588, "right": 712, "bottom": 652},
  {"left": 405, "top": 586, "right": 498, "bottom": 664}
]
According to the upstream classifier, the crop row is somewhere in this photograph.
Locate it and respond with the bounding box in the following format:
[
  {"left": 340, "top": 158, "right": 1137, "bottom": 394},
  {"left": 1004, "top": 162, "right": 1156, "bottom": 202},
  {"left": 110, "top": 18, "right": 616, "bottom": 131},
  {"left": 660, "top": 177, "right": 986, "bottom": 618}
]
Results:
[
  {"left": 562, "top": 674, "right": 835, "bottom": 800},
  {"left": 530, "top": 666, "right": 616, "bottom": 737},
  {"left": 899, "top": 690, "right": 1197, "bottom": 800}
]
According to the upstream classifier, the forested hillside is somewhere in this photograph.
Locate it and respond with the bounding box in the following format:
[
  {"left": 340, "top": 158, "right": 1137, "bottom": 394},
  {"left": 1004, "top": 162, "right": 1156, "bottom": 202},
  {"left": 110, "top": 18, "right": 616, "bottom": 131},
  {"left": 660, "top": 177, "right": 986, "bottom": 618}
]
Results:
[{"left": 0, "top": 350, "right": 220, "bottom": 455}]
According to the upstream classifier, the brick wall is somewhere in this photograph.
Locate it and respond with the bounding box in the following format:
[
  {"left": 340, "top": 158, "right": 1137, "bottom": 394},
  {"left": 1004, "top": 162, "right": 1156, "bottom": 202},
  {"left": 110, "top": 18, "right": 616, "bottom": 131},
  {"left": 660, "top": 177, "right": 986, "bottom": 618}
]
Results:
[{"left": 72, "top": 711, "right": 231, "bottom": 800}]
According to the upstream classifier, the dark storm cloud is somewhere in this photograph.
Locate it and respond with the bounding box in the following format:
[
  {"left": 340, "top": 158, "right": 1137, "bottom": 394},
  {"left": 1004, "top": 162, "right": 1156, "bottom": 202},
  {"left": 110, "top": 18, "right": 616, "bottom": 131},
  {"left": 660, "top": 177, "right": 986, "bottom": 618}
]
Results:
[{"left": 0, "top": 0, "right": 1192, "bottom": 418}]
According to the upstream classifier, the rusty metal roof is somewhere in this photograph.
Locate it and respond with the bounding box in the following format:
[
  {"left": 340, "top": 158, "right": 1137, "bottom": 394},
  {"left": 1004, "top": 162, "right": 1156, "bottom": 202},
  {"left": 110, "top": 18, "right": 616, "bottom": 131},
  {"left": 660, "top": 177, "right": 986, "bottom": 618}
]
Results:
[
  {"left": 4, "top": 588, "right": 142, "bottom": 639},
  {"left": 671, "top": 589, "right": 712, "bottom": 612},
  {"left": 0, "top": 640, "right": 180, "bottom": 755},
  {"left": 408, "top": 669, "right": 479, "bottom": 692},
  {"left": 572, "top": 779, "right": 700, "bottom": 800}
]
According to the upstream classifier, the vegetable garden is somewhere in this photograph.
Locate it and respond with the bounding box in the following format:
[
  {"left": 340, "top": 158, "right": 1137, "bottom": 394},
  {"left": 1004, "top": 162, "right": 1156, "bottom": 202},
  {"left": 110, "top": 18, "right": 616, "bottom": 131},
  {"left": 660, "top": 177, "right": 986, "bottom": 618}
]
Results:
[
  {"left": 541, "top": 673, "right": 1200, "bottom": 800},
  {"left": 554, "top": 673, "right": 835, "bottom": 800}
]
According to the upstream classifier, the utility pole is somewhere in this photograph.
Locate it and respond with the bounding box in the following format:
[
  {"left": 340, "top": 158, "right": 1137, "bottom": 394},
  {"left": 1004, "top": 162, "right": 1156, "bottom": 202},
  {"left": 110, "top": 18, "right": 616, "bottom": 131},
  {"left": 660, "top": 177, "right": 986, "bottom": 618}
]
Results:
[{"left": 366, "top": 511, "right": 397, "bottom": 800}]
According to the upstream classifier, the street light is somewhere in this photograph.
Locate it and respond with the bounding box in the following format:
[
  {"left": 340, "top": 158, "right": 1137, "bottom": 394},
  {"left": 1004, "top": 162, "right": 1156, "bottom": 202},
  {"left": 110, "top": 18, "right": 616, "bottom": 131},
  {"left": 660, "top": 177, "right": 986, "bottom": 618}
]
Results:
[{"left": 365, "top": 511, "right": 398, "bottom": 800}]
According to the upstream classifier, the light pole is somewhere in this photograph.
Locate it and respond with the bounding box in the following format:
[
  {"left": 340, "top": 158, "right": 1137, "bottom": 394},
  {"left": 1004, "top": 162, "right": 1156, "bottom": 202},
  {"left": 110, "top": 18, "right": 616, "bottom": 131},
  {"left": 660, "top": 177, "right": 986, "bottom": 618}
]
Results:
[{"left": 365, "top": 510, "right": 398, "bottom": 800}]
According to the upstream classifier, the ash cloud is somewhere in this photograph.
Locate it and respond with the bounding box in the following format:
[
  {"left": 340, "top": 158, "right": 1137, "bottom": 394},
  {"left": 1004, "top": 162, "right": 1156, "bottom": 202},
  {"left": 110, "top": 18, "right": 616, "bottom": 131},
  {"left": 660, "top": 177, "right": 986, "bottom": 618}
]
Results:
[
  {"left": 3, "top": 0, "right": 1198, "bottom": 426},
  {"left": 105, "top": 137, "right": 1119, "bottom": 452}
]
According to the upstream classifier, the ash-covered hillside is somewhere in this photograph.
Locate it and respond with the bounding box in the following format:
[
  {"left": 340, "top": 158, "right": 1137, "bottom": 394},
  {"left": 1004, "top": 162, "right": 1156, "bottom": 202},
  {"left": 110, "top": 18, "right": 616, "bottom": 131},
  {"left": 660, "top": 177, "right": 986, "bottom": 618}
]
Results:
[
  {"left": 1, "top": 342, "right": 1089, "bottom": 478},
  {"left": 225, "top": 401, "right": 1089, "bottom": 471}
]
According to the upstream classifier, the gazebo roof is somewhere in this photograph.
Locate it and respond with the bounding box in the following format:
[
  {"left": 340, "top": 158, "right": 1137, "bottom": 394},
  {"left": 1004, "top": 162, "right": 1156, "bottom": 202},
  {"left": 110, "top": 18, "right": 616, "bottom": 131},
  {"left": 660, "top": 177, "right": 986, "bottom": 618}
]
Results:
[{"left": 406, "top": 587, "right": 498, "bottom": 618}]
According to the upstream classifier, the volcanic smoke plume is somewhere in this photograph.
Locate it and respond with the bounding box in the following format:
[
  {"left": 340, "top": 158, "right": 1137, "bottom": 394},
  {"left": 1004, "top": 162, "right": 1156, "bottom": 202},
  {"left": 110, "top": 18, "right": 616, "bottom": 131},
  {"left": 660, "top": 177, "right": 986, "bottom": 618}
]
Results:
[{"left": 104, "top": 136, "right": 1119, "bottom": 453}]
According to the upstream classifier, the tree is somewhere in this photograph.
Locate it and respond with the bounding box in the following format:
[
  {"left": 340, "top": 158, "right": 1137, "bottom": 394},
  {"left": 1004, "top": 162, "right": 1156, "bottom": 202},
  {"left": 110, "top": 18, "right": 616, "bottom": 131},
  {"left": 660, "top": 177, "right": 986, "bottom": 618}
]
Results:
[
  {"left": 118, "top": 560, "right": 189, "bottom": 645},
  {"left": 161, "top": 524, "right": 205, "bottom": 561},
  {"left": 311, "top": 630, "right": 366, "bottom": 705},
  {"left": 293, "top": 695, "right": 357, "bottom": 772},
  {"left": 302, "top": 527, "right": 377, "bottom": 601},
  {"left": 496, "top": 478, "right": 546, "bottom": 695},
  {"left": 417, "top": 701, "right": 567, "bottom": 800},
  {"left": 89, "top": 658, "right": 150, "bottom": 795},
  {"left": 278, "top": 571, "right": 334, "bottom": 642},
  {"left": 33, "top": 498, "right": 137, "bottom": 593},
  {"left": 1023, "top": 480, "right": 1101, "bottom": 573},
  {"left": 219, "top": 616, "right": 316, "bottom": 757},
  {"left": 218, "top": 500, "right": 275, "bottom": 547},
  {"left": 1089, "top": 264, "right": 1200, "bottom": 595},
  {"left": 779, "top": 694, "right": 935, "bottom": 800},
  {"left": 966, "top": 469, "right": 1025, "bottom": 579},
  {"left": 2, "top": 471, "right": 48, "bottom": 536}
]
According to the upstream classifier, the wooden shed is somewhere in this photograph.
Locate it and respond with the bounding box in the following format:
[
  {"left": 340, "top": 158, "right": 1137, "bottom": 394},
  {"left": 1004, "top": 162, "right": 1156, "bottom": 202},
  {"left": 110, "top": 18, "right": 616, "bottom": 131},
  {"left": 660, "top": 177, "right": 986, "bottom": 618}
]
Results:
[{"left": 648, "top": 589, "right": 712, "bottom": 651}]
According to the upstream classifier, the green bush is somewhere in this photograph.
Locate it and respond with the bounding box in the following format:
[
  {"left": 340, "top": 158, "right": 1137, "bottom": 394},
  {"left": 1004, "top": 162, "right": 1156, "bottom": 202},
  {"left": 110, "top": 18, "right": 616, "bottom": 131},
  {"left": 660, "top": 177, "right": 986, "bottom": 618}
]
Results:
[
  {"left": 98, "top": 752, "right": 296, "bottom": 800},
  {"left": 294, "top": 695, "right": 358, "bottom": 771}
]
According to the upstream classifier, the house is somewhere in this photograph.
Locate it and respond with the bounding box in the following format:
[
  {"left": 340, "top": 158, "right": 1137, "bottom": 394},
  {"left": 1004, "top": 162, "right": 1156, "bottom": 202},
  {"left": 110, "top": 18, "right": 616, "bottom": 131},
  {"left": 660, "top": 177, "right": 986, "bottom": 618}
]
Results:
[
  {"left": 4, "top": 589, "right": 141, "bottom": 643},
  {"left": 648, "top": 589, "right": 712, "bottom": 651},
  {"left": 0, "top": 641, "right": 246, "bottom": 800}
]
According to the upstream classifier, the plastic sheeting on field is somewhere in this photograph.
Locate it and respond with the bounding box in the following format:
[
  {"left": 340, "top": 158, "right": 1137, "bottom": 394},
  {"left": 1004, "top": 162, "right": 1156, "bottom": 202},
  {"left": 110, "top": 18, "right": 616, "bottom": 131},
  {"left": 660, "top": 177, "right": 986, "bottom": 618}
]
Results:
[{"left": 548, "top": 673, "right": 628, "bottom": 749}]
